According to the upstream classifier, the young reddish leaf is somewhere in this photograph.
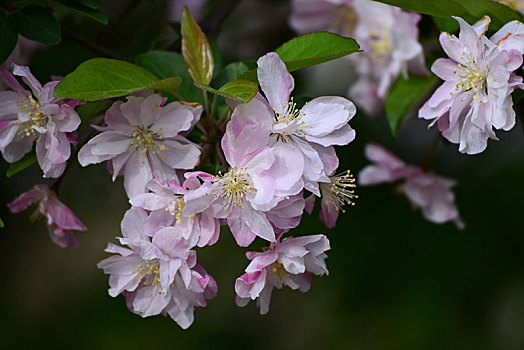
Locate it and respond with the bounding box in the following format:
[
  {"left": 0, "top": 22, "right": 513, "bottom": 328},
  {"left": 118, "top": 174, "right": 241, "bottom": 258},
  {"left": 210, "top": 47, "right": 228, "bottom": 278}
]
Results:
[{"left": 181, "top": 6, "right": 214, "bottom": 85}]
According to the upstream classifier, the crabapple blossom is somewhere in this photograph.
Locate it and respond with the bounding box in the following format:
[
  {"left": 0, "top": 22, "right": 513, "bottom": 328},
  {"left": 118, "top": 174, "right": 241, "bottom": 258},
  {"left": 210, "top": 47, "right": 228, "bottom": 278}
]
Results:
[
  {"left": 182, "top": 145, "right": 291, "bottom": 247},
  {"left": 235, "top": 234, "right": 330, "bottom": 314},
  {"left": 255, "top": 52, "right": 356, "bottom": 195},
  {"left": 97, "top": 207, "right": 217, "bottom": 329},
  {"left": 290, "top": 0, "right": 426, "bottom": 115},
  {"left": 0, "top": 65, "right": 81, "bottom": 177},
  {"left": 419, "top": 16, "right": 524, "bottom": 154},
  {"left": 78, "top": 93, "right": 202, "bottom": 198},
  {"left": 305, "top": 170, "right": 357, "bottom": 228},
  {"left": 348, "top": 0, "right": 427, "bottom": 114},
  {"left": 358, "top": 143, "right": 464, "bottom": 229},
  {"left": 7, "top": 184, "right": 87, "bottom": 247},
  {"left": 130, "top": 176, "right": 220, "bottom": 247}
]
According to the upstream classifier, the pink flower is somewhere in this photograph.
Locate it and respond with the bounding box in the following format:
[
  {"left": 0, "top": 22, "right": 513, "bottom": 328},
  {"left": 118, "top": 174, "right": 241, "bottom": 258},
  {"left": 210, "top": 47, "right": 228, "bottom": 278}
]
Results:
[
  {"left": 358, "top": 143, "right": 464, "bottom": 228},
  {"left": 130, "top": 176, "right": 220, "bottom": 247},
  {"left": 253, "top": 52, "right": 356, "bottom": 195},
  {"left": 265, "top": 193, "right": 306, "bottom": 231},
  {"left": 305, "top": 170, "right": 357, "bottom": 228},
  {"left": 235, "top": 234, "right": 330, "bottom": 314},
  {"left": 7, "top": 184, "right": 87, "bottom": 247},
  {"left": 348, "top": 0, "right": 427, "bottom": 114},
  {"left": 182, "top": 147, "right": 280, "bottom": 247},
  {"left": 78, "top": 94, "right": 202, "bottom": 198},
  {"left": 97, "top": 207, "right": 216, "bottom": 329},
  {"left": 289, "top": 0, "right": 354, "bottom": 35},
  {"left": 419, "top": 16, "right": 524, "bottom": 154},
  {"left": 0, "top": 65, "right": 81, "bottom": 177}
]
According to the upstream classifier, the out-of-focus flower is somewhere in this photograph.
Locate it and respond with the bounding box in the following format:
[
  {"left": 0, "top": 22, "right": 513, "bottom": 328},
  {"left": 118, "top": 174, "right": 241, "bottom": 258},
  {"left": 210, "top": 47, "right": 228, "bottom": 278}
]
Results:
[
  {"left": 289, "top": 0, "right": 426, "bottom": 116},
  {"left": 97, "top": 207, "right": 216, "bottom": 329},
  {"left": 496, "top": 0, "right": 524, "bottom": 14},
  {"left": 348, "top": 0, "right": 427, "bottom": 114},
  {"left": 235, "top": 234, "right": 330, "bottom": 314},
  {"left": 0, "top": 65, "right": 81, "bottom": 177},
  {"left": 358, "top": 143, "right": 464, "bottom": 229},
  {"left": 256, "top": 52, "right": 356, "bottom": 195},
  {"left": 78, "top": 94, "right": 202, "bottom": 198},
  {"left": 8, "top": 184, "right": 87, "bottom": 247},
  {"left": 130, "top": 176, "right": 220, "bottom": 247},
  {"left": 289, "top": 0, "right": 355, "bottom": 35},
  {"left": 419, "top": 16, "right": 524, "bottom": 154}
]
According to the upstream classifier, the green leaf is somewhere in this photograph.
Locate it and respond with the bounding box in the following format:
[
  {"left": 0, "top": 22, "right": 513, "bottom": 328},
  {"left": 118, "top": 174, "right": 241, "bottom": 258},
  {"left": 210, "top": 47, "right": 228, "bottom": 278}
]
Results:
[
  {"left": 76, "top": 0, "right": 102, "bottom": 9},
  {"left": 181, "top": 6, "right": 214, "bottom": 85},
  {"left": 373, "top": 0, "right": 519, "bottom": 30},
  {"left": 135, "top": 50, "right": 204, "bottom": 103},
  {"left": 0, "top": 217, "right": 3, "bottom": 228},
  {"left": 385, "top": 74, "right": 439, "bottom": 137},
  {"left": 147, "top": 77, "right": 182, "bottom": 94},
  {"left": 53, "top": 0, "right": 108, "bottom": 24},
  {"left": 6, "top": 152, "right": 37, "bottom": 178},
  {"left": 194, "top": 79, "right": 258, "bottom": 103},
  {"left": 239, "top": 32, "right": 360, "bottom": 82},
  {"left": 212, "top": 62, "right": 250, "bottom": 88},
  {"left": 276, "top": 32, "right": 360, "bottom": 71},
  {"left": 76, "top": 100, "right": 111, "bottom": 125},
  {"left": 13, "top": 5, "right": 61, "bottom": 45},
  {"left": 433, "top": 16, "right": 459, "bottom": 33},
  {"left": 218, "top": 79, "right": 258, "bottom": 103},
  {"left": 0, "top": 12, "right": 18, "bottom": 64},
  {"left": 54, "top": 58, "right": 181, "bottom": 101}
]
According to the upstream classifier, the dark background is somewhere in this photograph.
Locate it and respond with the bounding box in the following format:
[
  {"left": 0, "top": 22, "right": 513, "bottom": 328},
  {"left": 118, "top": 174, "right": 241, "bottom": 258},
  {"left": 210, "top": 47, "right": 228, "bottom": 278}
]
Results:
[{"left": 1, "top": 1, "right": 524, "bottom": 348}]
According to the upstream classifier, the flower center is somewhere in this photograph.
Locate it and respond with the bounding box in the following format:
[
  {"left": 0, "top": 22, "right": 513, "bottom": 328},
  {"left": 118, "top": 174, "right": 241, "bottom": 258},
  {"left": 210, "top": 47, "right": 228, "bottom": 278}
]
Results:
[
  {"left": 454, "top": 60, "right": 488, "bottom": 101},
  {"left": 129, "top": 125, "right": 167, "bottom": 156},
  {"left": 273, "top": 98, "right": 308, "bottom": 142},
  {"left": 270, "top": 262, "right": 289, "bottom": 280},
  {"left": 15, "top": 96, "right": 48, "bottom": 139},
  {"left": 136, "top": 259, "right": 161, "bottom": 287},
  {"left": 320, "top": 170, "right": 358, "bottom": 213},
  {"left": 212, "top": 168, "right": 255, "bottom": 214},
  {"left": 369, "top": 29, "right": 392, "bottom": 62}
]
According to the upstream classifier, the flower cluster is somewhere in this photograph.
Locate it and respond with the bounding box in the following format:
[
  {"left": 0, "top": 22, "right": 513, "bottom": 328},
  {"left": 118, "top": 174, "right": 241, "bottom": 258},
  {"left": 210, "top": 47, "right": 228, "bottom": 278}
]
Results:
[
  {"left": 4, "top": 1, "right": 524, "bottom": 332},
  {"left": 419, "top": 16, "right": 524, "bottom": 154},
  {"left": 290, "top": 0, "right": 427, "bottom": 115},
  {"left": 359, "top": 143, "right": 464, "bottom": 229},
  {"left": 87, "top": 52, "right": 358, "bottom": 326}
]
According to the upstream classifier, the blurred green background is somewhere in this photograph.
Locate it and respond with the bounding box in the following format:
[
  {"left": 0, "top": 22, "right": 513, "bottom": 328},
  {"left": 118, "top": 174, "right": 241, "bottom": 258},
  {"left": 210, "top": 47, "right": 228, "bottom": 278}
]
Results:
[{"left": 2, "top": 0, "right": 524, "bottom": 349}]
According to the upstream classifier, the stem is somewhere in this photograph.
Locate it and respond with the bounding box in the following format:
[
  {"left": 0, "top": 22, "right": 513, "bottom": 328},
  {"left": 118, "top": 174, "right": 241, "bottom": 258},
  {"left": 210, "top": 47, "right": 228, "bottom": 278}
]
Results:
[
  {"left": 202, "top": 91, "right": 210, "bottom": 119},
  {"left": 210, "top": 94, "right": 218, "bottom": 124},
  {"left": 62, "top": 27, "right": 125, "bottom": 60},
  {"left": 421, "top": 132, "right": 440, "bottom": 170}
]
